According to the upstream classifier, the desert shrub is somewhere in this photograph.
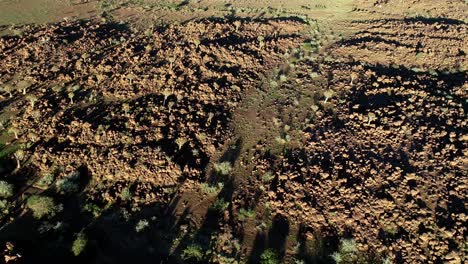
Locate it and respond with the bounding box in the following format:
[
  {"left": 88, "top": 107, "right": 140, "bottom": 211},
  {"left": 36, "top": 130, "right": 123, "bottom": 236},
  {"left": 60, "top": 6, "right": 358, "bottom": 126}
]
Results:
[
  {"left": 71, "top": 232, "right": 87, "bottom": 256},
  {"left": 0, "top": 181, "right": 14, "bottom": 198},
  {"left": 121, "top": 186, "right": 132, "bottom": 201},
  {"left": 182, "top": 244, "right": 204, "bottom": 262},
  {"left": 26, "top": 195, "right": 61, "bottom": 219},
  {"left": 211, "top": 198, "right": 229, "bottom": 212},
  {"left": 82, "top": 203, "right": 101, "bottom": 218},
  {"left": 35, "top": 173, "right": 55, "bottom": 189},
  {"left": 260, "top": 249, "right": 279, "bottom": 264},
  {"left": 200, "top": 182, "right": 224, "bottom": 195},
  {"left": 213, "top": 161, "right": 232, "bottom": 176},
  {"left": 238, "top": 208, "right": 255, "bottom": 221},
  {"left": 135, "top": 219, "right": 149, "bottom": 232},
  {"left": 55, "top": 171, "right": 80, "bottom": 195},
  {"left": 331, "top": 239, "right": 358, "bottom": 264}
]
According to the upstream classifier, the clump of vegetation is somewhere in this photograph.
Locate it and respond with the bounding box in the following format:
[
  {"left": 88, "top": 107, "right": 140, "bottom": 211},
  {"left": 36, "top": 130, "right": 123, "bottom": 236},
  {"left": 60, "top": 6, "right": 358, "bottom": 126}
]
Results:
[
  {"left": 0, "top": 181, "right": 14, "bottom": 198},
  {"left": 175, "top": 137, "right": 187, "bottom": 150},
  {"left": 35, "top": 173, "right": 55, "bottom": 189},
  {"left": 26, "top": 94, "right": 38, "bottom": 108},
  {"left": 331, "top": 239, "right": 359, "bottom": 264},
  {"left": 260, "top": 249, "right": 279, "bottom": 264},
  {"left": 120, "top": 186, "right": 132, "bottom": 201},
  {"left": 17, "top": 80, "right": 31, "bottom": 95},
  {"left": 213, "top": 161, "right": 232, "bottom": 176},
  {"left": 13, "top": 149, "right": 24, "bottom": 169},
  {"left": 135, "top": 219, "right": 149, "bottom": 232},
  {"left": 261, "top": 171, "right": 274, "bottom": 182},
  {"left": 71, "top": 232, "right": 87, "bottom": 256},
  {"left": 82, "top": 203, "right": 102, "bottom": 218},
  {"left": 323, "top": 90, "right": 334, "bottom": 103},
  {"left": 238, "top": 208, "right": 255, "bottom": 221},
  {"left": 367, "top": 112, "right": 376, "bottom": 125},
  {"left": 211, "top": 198, "right": 229, "bottom": 212},
  {"left": 55, "top": 171, "right": 80, "bottom": 195},
  {"left": 182, "top": 244, "right": 204, "bottom": 262},
  {"left": 200, "top": 182, "right": 224, "bottom": 196},
  {"left": 26, "top": 195, "right": 61, "bottom": 219},
  {"left": 1, "top": 84, "right": 14, "bottom": 97}
]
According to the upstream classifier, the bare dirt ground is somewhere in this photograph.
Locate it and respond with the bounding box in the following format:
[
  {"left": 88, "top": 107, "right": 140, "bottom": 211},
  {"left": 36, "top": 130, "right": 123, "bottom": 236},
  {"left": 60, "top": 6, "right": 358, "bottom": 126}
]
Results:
[{"left": 0, "top": 0, "right": 466, "bottom": 263}]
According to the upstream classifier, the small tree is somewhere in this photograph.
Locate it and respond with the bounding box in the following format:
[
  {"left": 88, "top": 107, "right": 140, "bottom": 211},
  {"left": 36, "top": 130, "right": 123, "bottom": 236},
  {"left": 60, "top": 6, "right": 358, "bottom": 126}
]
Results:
[
  {"left": 17, "top": 80, "right": 31, "bottom": 95},
  {"left": 68, "top": 92, "right": 75, "bottom": 104},
  {"left": 0, "top": 181, "right": 14, "bottom": 198},
  {"left": 234, "top": 20, "right": 241, "bottom": 32},
  {"left": 8, "top": 127, "right": 19, "bottom": 139},
  {"left": 26, "top": 94, "right": 38, "bottom": 108},
  {"left": 162, "top": 89, "right": 172, "bottom": 106},
  {"left": 367, "top": 112, "right": 376, "bottom": 125},
  {"left": 1, "top": 84, "right": 14, "bottom": 97},
  {"left": 71, "top": 232, "right": 87, "bottom": 256},
  {"left": 13, "top": 149, "right": 24, "bottom": 169},
  {"left": 323, "top": 90, "right": 334, "bottom": 103},
  {"left": 26, "top": 195, "right": 60, "bottom": 219}
]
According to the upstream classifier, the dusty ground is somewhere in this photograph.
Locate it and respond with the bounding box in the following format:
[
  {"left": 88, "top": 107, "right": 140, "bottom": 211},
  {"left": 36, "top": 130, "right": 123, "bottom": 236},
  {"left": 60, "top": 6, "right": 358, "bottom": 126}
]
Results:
[{"left": 0, "top": 0, "right": 466, "bottom": 263}]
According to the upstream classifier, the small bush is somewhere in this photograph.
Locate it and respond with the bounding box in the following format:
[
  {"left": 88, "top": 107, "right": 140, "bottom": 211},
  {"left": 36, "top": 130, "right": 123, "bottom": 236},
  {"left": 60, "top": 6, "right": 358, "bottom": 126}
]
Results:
[
  {"left": 0, "top": 181, "right": 14, "bottom": 198},
  {"left": 200, "top": 182, "right": 224, "bottom": 195},
  {"left": 55, "top": 171, "right": 80, "bottom": 195},
  {"left": 182, "top": 244, "right": 204, "bottom": 262},
  {"left": 211, "top": 198, "right": 229, "bottom": 212},
  {"left": 71, "top": 232, "right": 87, "bottom": 256},
  {"left": 331, "top": 239, "right": 358, "bottom": 264},
  {"left": 82, "top": 203, "right": 101, "bottom": 218},
  {"left": 213, "top": 161, "right": 232, "bottom": 176},
  {"left": 238, "top": 208, "right": 255, "bottom": 221},
  {"left": 35, "top": 173, "right": 55, "bottom": 189},
  {"left": 135, "top": 219, "right": 149, "bottom": 232},
  {"left": 121, "top": 187, "right": 132, "bottom": 201},
  {"left": 260, "top": 249, "right": 279, "bottom": 264},
  {"left": 26, "top": 195, "right": 61, "bottom": 219}
]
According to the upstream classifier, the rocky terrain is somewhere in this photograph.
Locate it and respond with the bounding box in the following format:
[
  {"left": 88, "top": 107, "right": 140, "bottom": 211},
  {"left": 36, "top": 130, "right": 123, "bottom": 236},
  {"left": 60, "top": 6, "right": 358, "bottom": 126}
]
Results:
[{"left": 0, "top": 0, "right": 466, "bottom": 263}]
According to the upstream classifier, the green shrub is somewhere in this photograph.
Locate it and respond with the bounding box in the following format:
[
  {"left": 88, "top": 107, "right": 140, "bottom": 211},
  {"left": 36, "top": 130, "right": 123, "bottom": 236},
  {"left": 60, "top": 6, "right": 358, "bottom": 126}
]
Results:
[
  {"left": 71, "top": 232, "right": 87, "bottom": 256},
  {"left": 82, "top": 203, "right": 101, "bottom": 218},
  {"left": 200, "top": 182, "right": 224, "bottom": 196},
  {"left": 0, "top": 181, "right": 14, "bottom": 198},
  {"left": 211, "top": 198, "right": 229, "bottom": 211},
  {"left": 55, "top": 171, "right": 80, "bottom": 195},
  {"left": 35, "top": 173, "right": 55, "bottom": 189},
  {"left": 121, "top": 187, "right": 132, "bottom": 201},
  {"left": 182, "top": 244, "right": 204, "bottom": 262},
  {"left": 26, "top": 195, "right": 61, "bottom": 219},
  {"left": 213, "top": 161, "right": 232, "bottom": 176},
  {"left": 238, "top": 208, "right": 255, "bottom": 221},
  {"left": 260, "top": 249, "right": 279, "bottom": 264},
  {"left": 331, "top": 239, "right": 358, "bottom": 264},
  {"left": 135, "top": 219, "right": 149, "bottom": 232}
]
